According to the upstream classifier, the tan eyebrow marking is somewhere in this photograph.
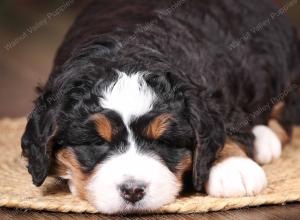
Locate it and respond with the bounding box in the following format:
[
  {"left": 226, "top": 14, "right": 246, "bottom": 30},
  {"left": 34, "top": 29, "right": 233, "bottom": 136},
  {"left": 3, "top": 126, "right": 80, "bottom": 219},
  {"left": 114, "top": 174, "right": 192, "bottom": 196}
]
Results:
[
  {"left": 91, "top": 114, "right": 113, "bottom": 142},
  {"left": 145, "top": 113, "right": 172, "bottom": 140}
]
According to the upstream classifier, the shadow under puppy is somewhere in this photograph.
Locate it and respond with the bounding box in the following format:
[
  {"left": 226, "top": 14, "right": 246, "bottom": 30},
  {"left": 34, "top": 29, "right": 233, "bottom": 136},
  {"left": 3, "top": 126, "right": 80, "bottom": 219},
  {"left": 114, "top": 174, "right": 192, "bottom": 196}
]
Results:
[{"left": 21, "top": 0, "right": 300, "bottom": 214}]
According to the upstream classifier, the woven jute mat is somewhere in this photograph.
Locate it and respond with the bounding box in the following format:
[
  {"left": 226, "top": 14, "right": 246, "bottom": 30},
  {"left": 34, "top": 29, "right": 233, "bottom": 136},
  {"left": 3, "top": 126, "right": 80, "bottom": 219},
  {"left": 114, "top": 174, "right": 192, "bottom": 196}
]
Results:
[{"left": 0, "top": 118, "right": 300, "bottom": 214}]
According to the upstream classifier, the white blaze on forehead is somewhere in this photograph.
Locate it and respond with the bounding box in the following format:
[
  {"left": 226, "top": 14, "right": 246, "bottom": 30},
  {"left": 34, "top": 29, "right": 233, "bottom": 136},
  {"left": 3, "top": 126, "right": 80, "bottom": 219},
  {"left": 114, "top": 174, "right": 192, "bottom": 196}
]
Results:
[{"left": 100, "top": 71, "right": 156, "bottom": 124}]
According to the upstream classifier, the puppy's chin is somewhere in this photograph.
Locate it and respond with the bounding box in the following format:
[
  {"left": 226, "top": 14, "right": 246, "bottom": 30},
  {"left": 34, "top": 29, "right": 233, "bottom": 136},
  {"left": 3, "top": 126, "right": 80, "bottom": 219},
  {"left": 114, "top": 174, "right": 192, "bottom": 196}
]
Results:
[{"left": 84, "top": 149, "right": 181, "bottom": 214}]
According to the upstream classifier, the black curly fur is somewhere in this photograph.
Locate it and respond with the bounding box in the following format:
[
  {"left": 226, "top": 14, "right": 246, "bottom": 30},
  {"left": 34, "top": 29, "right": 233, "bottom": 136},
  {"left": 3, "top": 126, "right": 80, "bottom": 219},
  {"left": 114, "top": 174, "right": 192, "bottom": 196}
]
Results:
[{"left": 22, "top": 0, "right": 300, "bottom": 191}]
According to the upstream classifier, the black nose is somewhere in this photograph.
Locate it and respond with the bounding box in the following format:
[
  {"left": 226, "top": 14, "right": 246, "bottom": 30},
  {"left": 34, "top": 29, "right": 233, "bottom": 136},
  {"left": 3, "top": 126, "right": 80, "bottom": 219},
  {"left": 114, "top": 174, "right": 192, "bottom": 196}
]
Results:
[{"left": 119, "top": 180, "right": 147, "bottom": 203}]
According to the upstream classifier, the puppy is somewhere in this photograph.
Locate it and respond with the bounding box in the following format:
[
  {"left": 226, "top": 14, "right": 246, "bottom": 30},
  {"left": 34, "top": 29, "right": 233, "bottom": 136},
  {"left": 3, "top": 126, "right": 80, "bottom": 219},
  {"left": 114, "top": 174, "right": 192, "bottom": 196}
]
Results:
[{"left": 21, "top": 0, "right": 300, "bottom": 214}]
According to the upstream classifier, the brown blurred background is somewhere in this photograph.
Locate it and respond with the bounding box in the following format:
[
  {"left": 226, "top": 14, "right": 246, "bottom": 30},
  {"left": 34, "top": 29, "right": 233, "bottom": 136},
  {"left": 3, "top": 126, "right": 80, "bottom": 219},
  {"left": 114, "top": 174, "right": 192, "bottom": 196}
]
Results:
[{"left": 0, "top": 0, "right": 300, "bottom": 118}]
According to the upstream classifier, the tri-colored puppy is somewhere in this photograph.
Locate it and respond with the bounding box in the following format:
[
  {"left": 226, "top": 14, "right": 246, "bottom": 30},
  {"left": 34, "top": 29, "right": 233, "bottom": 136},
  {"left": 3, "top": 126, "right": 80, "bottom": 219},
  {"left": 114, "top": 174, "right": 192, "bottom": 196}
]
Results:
[{"left": 21, "top": 0, "right": 300, "bottom": 214}]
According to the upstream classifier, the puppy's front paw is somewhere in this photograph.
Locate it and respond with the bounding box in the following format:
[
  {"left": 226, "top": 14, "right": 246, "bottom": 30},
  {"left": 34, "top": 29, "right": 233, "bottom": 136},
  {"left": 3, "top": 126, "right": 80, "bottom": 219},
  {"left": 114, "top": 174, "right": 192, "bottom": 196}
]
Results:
[
  {"left": 252, "top": 125, "right": 282, "bottom": 164},
  {"left": 206, "top": 157, "right": 267, "bottom": 197}
]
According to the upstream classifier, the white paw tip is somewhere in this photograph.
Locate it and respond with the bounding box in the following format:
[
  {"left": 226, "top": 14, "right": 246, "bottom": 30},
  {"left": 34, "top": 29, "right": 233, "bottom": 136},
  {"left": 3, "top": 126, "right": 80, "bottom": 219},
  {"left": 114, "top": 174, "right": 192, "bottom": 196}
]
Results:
[
  {"left": 252, "top": 125, "right": 282, "bottom": 164},
  {"left": 206, "top": 157, "right": 267, "bottom": 198}
]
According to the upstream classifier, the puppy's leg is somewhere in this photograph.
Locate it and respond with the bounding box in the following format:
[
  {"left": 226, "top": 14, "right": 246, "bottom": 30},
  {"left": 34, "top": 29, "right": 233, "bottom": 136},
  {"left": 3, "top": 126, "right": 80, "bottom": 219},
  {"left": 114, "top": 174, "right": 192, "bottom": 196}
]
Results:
[
  {"left": 268, "top": 119, "right": 290, "bottom": 146},
  {"left": 269, "top": 101, "right": 292, "bottom": 145},
  {"left": 206, "top": 140, "right": 267, "bottom": 197}
]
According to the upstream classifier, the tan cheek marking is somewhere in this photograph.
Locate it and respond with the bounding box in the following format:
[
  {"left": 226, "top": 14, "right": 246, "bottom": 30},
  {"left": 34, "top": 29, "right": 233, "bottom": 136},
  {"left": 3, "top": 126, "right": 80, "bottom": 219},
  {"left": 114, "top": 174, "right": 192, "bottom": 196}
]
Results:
[
  {"left": 146, "top": 113, "right": 172, "bottom": 139},
  {"left": 92, "top": 114, "right": 113, "bottom": 142},
  {"left": 215, "top": 139, "right": 247, "bottom": 164},
  {"left": 56, "top": 148, "right": 93, "bottom": 200},
  {"left": 50, "top": 159, "right": 68, "bottom": 177},
  {"left": 268, "top": 119, "right": 289, "bottom": 145},
  {"left": 175, "top": 154, "right": 192, "bottom": 188}
]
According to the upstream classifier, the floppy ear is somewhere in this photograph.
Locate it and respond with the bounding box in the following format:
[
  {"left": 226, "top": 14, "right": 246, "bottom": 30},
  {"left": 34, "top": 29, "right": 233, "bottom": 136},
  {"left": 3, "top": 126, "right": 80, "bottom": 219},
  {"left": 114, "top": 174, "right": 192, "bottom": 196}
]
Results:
[
  {"left": 21, "top": 106, "right": 58, "bottom": 186},
  {"left": 157, "top": 72, "right": 225, "bottom": 191},
  {"left": 187, "top": 92, "right": 225, "bottom": 191}
]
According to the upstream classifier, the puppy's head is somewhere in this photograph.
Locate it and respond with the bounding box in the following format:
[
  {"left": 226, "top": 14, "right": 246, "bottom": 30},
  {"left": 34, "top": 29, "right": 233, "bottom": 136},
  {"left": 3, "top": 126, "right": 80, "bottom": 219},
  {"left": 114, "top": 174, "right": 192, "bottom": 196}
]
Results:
[{"left": 22, "top": 69, "right": 224, "bottom": 214}]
